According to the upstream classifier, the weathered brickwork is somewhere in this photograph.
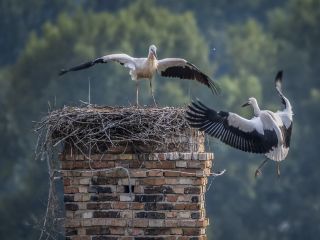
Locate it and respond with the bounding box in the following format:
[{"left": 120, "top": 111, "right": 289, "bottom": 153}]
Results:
[{"left": 61, "top": 136, "right": 213, "bottom": 240}]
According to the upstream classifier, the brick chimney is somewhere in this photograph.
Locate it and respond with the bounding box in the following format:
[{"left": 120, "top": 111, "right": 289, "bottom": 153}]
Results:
[{"left": 43, "top": 106, "right": 214, "bottom": 240}]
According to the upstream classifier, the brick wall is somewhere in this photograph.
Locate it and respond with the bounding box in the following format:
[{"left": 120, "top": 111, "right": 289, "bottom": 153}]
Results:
[{"left": 61, "top": 132, "right": 213, "bottom": 240}]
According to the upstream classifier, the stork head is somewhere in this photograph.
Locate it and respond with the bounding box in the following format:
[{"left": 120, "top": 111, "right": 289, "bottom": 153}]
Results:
[
  {"left": 149, "top": 44, "right": 157, "bottom": 59},
  {"left": 241, "top": 97, "right": 258, "bottom": 108},
  {"left": 242, "top": 97, "right": 261, "bottom": 116}
]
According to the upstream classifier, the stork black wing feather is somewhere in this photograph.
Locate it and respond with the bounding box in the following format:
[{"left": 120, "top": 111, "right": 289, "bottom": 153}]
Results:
[
  {"left": 186, "top": 100, "right": 278, "bottom": 153},
  {"left": 160, "top": 63, "right": 220, "bottom": 94},
  {"left": 59, "top": 58, "right": 105, "bottom": 76}
]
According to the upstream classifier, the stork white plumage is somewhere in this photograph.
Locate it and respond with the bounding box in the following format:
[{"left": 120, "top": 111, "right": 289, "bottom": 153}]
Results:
[
  {"left": 59, "top": 45, "right": 220, "bottom": 105},
  {"left": 186, "top": 71, "right": 293, "bottom": 177}
]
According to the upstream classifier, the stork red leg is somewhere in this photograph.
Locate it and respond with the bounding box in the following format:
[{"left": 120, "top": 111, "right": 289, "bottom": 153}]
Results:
[
  {"left": 255, "top": 158, "right": 269, "bottom": 178},
  {"left": 149, "top": 78, "right": 157, "bottom": 106},
  {"left": 136, "top": 80, "right": 139, "bottom": 106}
]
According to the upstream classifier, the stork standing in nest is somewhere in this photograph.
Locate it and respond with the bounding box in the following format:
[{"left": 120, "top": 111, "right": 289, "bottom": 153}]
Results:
[
  {"left": 186, "top": 71, "right": 293, "bottom": 177},
  {"left": 59, "top": 45, "right": 220, "bottom": 105}
]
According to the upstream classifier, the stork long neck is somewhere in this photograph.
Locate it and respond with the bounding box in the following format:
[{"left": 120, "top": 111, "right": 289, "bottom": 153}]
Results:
[
  {"left": 148, "top": 51, "right": 156, "bottom": 61},
  {"left": 282, "top": 94, "right": 293, "bottom": 113},
  {"left": 252, "top": 102, "right": 261, "bottom": 116}
]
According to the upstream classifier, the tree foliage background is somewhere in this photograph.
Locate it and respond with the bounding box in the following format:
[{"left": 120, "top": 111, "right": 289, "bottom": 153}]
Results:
[{"left": 0, "top": 0, "right": 319, "bottom": 239}]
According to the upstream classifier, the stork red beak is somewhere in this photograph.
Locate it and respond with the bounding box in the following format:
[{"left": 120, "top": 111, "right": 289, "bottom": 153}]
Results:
[
  {"left": 151, "top": 49, "right": 157, "bottom": 59},
  {"left": 241, "top": 102, "right": 250, "bottom": 107}
]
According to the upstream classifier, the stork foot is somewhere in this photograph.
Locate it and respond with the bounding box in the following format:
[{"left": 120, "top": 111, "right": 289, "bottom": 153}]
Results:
[
  {"left": 254, "top": 158, "right": 269, "bottom": 178},
  {"left": 255, "top": 169, "right": 262, "bottom": 178}
]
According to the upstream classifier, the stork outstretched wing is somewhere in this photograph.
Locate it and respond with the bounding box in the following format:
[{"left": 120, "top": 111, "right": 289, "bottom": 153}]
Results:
[
  {"left": 186, "top": 100, "right": 278, "bottom": 153},
  {"left": 157, "top": 58, "right": 220, "bottom": 94},
  {"left": 59, "top": 54, "right": 135, "bottom": 75}
]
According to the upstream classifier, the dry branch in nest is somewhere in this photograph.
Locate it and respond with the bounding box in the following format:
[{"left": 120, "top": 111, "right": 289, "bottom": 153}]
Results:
[{"left": 36, "top": 105, "right": 198, "bottom": 157}]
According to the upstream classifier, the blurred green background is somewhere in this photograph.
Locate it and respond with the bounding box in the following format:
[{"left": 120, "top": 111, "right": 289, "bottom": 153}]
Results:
[{"left": 0, "top": 0, "right": 319, "bottom": 239}]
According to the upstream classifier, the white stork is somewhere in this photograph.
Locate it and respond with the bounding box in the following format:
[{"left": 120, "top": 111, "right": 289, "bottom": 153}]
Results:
[
  {"left": 59, "top": 44, "right": 220, "bottom": 105},
  {"left": 186, "top": 71, "right": 293, "bottom": 177}
]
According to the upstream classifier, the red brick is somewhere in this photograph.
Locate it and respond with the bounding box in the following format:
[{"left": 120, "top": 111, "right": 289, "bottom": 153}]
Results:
[
  {"left": 177, "top": 195, "right": 192, "bottom": 202},
  {"left": 145, "top": 228, "right": 171, "bottom": 235},
  {"left": 140, "top": 178, "right": 166, "bottom": 186},
  {"left": 130, "top": 170, "right": 147, "bottom": 178},
  {"left": 90, "top": 161, "right": 115, "bottom": 169},
  {"left": 100, "top": 154, "right": 114, "bottom": 160},
  {"left": 171, "top": 228, "right": 183, "bottom": 235},
  {"left": 180, "top": 171, "right": 196, "bottom": 177},
  {"left": 129, "top": 160, "right": 145, "bottom": 168},
  {"left": 112, "top": 202, "right": 129, "bottom": 210},
  {"left": 110, "top": 227, "right": 125, "bottom": 235},
  {"left": 85, "top": 226, "right": 110, "bottom": 235},
  {"left": 64, "top": 187, "right": 79, "bottom": 194},
  {"left": 74, "top": 161, "right": 90, "bottom": 169},
  {"left": 61, "top": 161, "right": 74, "bottom": 170},
  {"left": 65, "top": 203, "right": 79, "bottom": 211},
  {"left": 64, "top": 154, "right": 85, "bottom": 161},
  {"left": 165, "top": 178, "right": 177, "bottom": 184},
  {"left": 131, "top": 202, "right": 145, "bottom": 210},
  {"left": 177, "top": 178, "right": 194, "bottom": 185},
  {"left": 147, "top": 170, "right": 163, "bottom": 177},
  {"left": 63, "top": 178, "right": 71, "bottom": 186},
  {"left": 81, "top": 219, "right": 92, "bottom": 227},
  {"left": 128, "top": 219, "right": 149, "bottom": 227},
  {"left": 164, "top": 171, "right": 180, "bottom": 177},
  {"left": 144, "top": 186, "right": 174, "bottom": 194},
  {"left": 134, "top": 195, "right": 164, "bottom": 202},
  {"left": 65, "top": 219, "right": 81, "bottom": 228},
  {"left": 91, "top": 218, "right": 106, "bottom": 226},
  {"left": 196, "top": 218, "right": 209, "bottom": 227},
  {"left": 166, "top": 195, "right": 178, "bottom": 202},
  {"left": 145, "top": 161, "right": 175, "bottom": 169},
  {"left": 184, "top": 187, "right": 201, "bottom": 194},
  {"left": 166, "top": 211, "right": 177, "bottom": 218},
  {"left": 128, "top": 228, "right": 145, "bottom": 236},
  {"left": 111, "top": 219, "right": 127, "bottom": 227},
  {"left": 174, "top": 203, "right": 186, "bottom": 210},
  {"left": 112, "top": 168, "right": 130, "bottom": 178},
  {"left": 187, "top": 161, "right": 205, "bottom": 169},
  {"left": 193, "top": 178, "right": 207, "bottom": 185},
  {"left": 183, "top": 228, "right": 203, "bottom": 236},
  {"left": 121, "top": 210, "right": 133, "bottom": 218},
  {"left": 179, "top": 220, "right": 197, "bottom": 227},
  {"left": 185, "top": 203, "right": 202, "bottom": 210},
  {"left": 176, "top": 161, "right": 187, "bottom": 168},
  {"left": 149, "top": 219, "right": 164, "bottom": 227},
  {"left": 164, "top": 219, "right": 178, "bottom": 228},
  {"left": 118, "top": 154, "right": 134, "bottom": 160},
  {"left": 115, "top": 161, "right": 130, "bottom": 168},
  {"left": 133, "top": 185, "right": 144, "bottom": 194}
]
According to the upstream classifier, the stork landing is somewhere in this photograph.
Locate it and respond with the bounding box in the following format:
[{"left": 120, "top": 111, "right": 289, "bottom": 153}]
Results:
[{"left": 186, "top": 71, "right": 293, "bottom": 177}]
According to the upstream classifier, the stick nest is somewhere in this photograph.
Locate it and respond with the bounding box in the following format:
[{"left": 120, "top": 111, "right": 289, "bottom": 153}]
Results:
[{"left": 35, "top": 105, "right": 196, "bottom": 155}]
